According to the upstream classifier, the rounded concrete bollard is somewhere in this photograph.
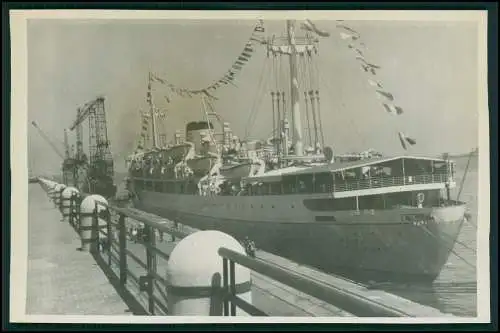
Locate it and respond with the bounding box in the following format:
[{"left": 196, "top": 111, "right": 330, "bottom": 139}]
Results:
[
  {"left": 46, "top": 180, "right": 57, "bottom": 190},
  {"left": 61, "top": 187, "right": 79, "bottom": 222},
  {"left": 166, "top": 230, "right": 252, "bottom": 316},
  {"left": 53, "top": 184, "right": 66, "bottom": 208},
  {"left": 48, "top": 183, "right": 59, "bottom": 200},
  {"left": 79, "top": 194, "right": 109, "bottom": 252}
]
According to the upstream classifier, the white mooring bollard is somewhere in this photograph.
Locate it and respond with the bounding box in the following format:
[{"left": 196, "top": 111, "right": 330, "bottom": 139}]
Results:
[
  {"left": 60, "top": 187, "right": 79, "bottom": 222},
  {"left": 47, "top": 183, "right": 59, "bottom": 201},
  {"left": 166, "top": 230, "right": 252, "bottom": 316},
  {"left": 53, "top": 184, "right": 66, "bottom": 208},
  {"left": 79, "top": 194, "right": 108, "bottom": 252}
]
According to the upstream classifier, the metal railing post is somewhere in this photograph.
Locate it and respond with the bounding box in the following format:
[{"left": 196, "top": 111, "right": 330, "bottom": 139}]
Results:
[
  {"left": 69, "top": 194, "right": 74, "bottom": 226},
  {"left": 144, "top": 224, "right": 155, "bottom": 314},
  {"left": 106, "top": 210, "right": 113, "bottom": 267},
  {"left": 90, "top": 202, "right": 99, "bottom": 254},
  {"left": 222, "top": 258, "right": 229, "bottom": 316},
  {"left": 76, "top": 195, "right": 81, "bottom": 232},
  {"left": 229, "top": 261, "right": 236, "bottom": 316},
  {"left": 118, "top": 214, "right": 128, "bottom": 286},
  {"left": 172, "top": 221, "right": 178, "bottom": 242},
  {"left": 58, "top": 188, "right": 64, "bottom": 213}
]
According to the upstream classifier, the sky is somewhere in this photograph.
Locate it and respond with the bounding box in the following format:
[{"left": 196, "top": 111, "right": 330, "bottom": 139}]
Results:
[{"left": 26, "top": 17, "right": 482, "bottom": 175}]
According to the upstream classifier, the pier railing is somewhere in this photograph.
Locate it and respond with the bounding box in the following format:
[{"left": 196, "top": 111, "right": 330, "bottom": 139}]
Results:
[
  {"left": 95, "top": 201, "right": 187, "bottom": 315},
  {"left": 48, "top": 184, "right": 411, "bottom": 317},
  {"left": 217, "top": 247, "right": 408, "bottom": 317}
]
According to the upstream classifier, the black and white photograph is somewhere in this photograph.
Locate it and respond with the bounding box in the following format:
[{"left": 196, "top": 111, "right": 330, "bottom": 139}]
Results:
[{"left": 9, "top": 9, "right": 491, "bottom": 324}]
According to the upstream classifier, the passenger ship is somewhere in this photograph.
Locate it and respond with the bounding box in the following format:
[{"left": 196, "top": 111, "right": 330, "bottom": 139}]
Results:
[{"left": 127, "top": 20, "right": 467, "bottom": 283}]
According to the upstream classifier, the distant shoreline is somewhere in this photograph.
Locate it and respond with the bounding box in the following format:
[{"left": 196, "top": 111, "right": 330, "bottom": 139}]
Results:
[{"left": 448, "top": 150, "right": 478, "bottom": 159}]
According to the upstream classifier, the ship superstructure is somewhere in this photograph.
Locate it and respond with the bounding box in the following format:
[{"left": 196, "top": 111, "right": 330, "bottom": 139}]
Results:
[{"left": 126, "top": 19, "right": 467, "bottom": 283}]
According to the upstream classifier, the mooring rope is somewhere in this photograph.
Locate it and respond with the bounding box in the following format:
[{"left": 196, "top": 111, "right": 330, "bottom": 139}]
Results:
[{"left": 420, "top": 225, "right": 475, "bottom": 270}]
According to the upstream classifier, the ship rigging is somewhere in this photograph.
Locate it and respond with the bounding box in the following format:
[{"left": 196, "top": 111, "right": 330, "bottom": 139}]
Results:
[{"left": 125, "top": 19, "right": 468, "bottom": 284}]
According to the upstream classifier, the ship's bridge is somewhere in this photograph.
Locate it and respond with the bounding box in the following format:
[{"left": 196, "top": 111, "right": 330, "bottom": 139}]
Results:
[{"left": 243, "top": 155, "right": 456, "bottom": 198}]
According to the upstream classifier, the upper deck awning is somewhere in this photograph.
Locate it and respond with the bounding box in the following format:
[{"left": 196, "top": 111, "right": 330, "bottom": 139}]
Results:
[
  {"left": 243, "top": 155, "right": 450, "bottom": 182},
  {"left": 290, "top": 155, "right": 450, "bottom": 176}
]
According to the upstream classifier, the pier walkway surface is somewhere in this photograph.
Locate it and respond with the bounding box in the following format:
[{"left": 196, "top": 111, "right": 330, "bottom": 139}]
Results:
[{"left": 26, "top": 184, "right": 132, "bottom": 316}]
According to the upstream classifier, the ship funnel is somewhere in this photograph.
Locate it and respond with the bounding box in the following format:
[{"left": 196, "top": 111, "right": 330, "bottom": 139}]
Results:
[{"left": 186, "top": 121, "right": 214, "bottom": 155}]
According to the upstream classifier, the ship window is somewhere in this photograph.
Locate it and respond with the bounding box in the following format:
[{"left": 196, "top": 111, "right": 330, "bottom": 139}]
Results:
[
  {"left": 297, "top": 174, "right": 314, "bottom": 193},
  {"left": 283, "top": 176, "right": 298, "bottom": 194},
  {"left": 270, "top": 182, "right": 282, "bottom": 195},
  {"left": 358, "top": 195, "right": 385, "bottom": 210},
  {"left": 314, "top": 173, "right": 334, "bottom": 193},
  {"left": 315, "top": 216, "right": 336, "bottom": 222},
  {"left": 169, "top": 182, "right": 175, "bottom": 193},
  {"left": 258, "top": 184, "right": 268, "bottom": 195},
  {"left": 251, "top": 185, "right": 257, "bottom": 196},
  {"left": 155, "top": 180, "right": 162, "bottom": 192}
]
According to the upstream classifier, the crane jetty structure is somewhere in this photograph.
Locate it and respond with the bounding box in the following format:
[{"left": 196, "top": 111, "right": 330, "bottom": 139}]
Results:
[
  {"left": 31, "top": 96, "right": 117, "bottom": 199},
  {"left": 67, "top": 96, "right": 117, "bottom": 199}
]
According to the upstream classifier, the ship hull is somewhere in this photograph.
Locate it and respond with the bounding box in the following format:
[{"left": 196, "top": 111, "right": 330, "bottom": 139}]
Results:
[{"left": 132, "top": 190, "right": 466, "bottom": 284}]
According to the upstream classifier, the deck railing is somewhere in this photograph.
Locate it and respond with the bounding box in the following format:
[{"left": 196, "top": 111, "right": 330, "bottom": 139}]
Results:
[
  {"left": 333, "top": 173, "right": 448, "bottom": 193},
  {"left": 53, "top": 187, "right": 412, "bottom": 317},
  {"left": 131, "top": 172, "right": 449, "bottom": 196}
]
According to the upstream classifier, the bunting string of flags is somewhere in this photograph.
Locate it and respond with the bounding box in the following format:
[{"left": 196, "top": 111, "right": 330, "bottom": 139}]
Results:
[
  {"left": 333, "top": 20, "right": 416, "bottom": 150},
  {"left": 134, "top": 112, "right": 150, "bottom": 153},
  {"left": 150, "top": 20, "right": 266, "bottom": 101}
]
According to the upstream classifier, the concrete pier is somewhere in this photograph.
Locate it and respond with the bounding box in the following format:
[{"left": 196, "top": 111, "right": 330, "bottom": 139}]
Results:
[{"left": 26, "top": 184, "right": 132, "bottom": 315}]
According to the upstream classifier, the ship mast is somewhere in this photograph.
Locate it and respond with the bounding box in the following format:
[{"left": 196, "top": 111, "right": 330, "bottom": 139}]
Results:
[
  {"left": 286, "top": 20, "right": 304, "bottom": 157},
  {"left": 147, "top": 72, "right": 158, "bottom": 149}
]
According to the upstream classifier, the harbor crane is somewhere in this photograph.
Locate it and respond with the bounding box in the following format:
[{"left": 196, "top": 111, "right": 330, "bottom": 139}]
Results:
[{"left": 69, "top": 96, "right": 117, "bottom": 199}]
